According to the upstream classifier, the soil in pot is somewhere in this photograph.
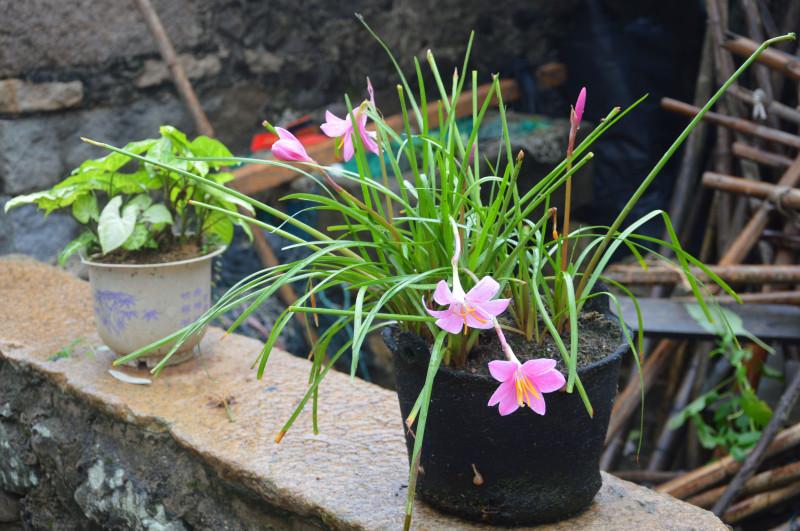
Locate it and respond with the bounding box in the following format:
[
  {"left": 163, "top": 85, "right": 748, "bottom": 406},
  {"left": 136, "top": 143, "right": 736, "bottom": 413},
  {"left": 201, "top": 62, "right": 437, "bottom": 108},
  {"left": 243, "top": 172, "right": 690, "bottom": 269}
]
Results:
[
  {"left": 92, "top": 237, "right": 202, "bottom": 265},
  {"left": 386, "top": 295, "right": 627, "bottom": 526},
  {"left": 467, "top": 309, "right": 622, "bottom": 374}
]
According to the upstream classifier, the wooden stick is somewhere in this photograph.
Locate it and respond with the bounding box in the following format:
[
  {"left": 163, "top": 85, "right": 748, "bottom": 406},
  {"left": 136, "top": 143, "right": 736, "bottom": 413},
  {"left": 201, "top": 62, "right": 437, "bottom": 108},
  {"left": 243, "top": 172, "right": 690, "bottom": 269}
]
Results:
[
  {"left": 723, "top": 33, "right": 800, "bottom": 80},
  {"left": 601, "top": 346, "right": 651, "bottom": 469},
  {"left": 712, "top": 368, "right": 800, "bottom": 515},
  {"left": 741, "top": 0, "right": 781, "bottom": 129},
  {"left": 605, "top": 340, "right": 680, "bottom": 444},
  {"left": 706, "top": 0, "right": 741, "bottom": 115},
  {"left": 719, "top": 154, "right": 800, "bottom": 266},
  {"left": 764, "top": 228, "right": 800, "bottom": 250},
  {"left": 706, "top": 0, "right": 750, "bottom": 253},
  {"left": 648, "top": 348, "right": 703, "bottom": 471},
  {"left": 732, "top": 142, "right": 793, "bottom": 169},
  {"left": 230, "top": 79, "right": 520, "bottom": 195},
  {"left": 728, "top": 86, "right": 800, "bottom": 125},
  {"left": 604, "top": 264, "right": 800, "bottom": 285},
  {"left": 702, "top": 171, "right": 800, "bottom": 208},
  {"left": 599, "top": 433, "right": 624, "bottom": 471},
  {"left": 687, "top": 461, "right": 800, "bottom": 508},
  {"left": 673, "top": 290, "right": 800, "bottom": 305},
  {"left": 686, "top": 342, "right": 712, "bottom": 470},
  {"left": 723, "top": 481, "right": 800, "bottom": 523},
  {"left": 657, "top": 422, "right": 800, "bottom": 499},
  {"left": 661, "top": 97, "right": 800, "bottom": 149},
  {"left": 132, "top": 0, "right": 214, "bottom": 137}
]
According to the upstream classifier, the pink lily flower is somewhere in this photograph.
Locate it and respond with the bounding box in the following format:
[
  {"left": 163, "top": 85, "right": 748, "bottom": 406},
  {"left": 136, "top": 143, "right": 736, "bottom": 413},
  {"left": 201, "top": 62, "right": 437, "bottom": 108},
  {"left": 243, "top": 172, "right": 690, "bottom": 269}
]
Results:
[
  {"left": 486, "top": 319, "right": 565, "bottom": 416},
  {"left": 427, "top": 276, "right": 511, "bottom": 334},
  {"left": 488, "top": 358, "right": 566, "bottom": 416},
  {"left": 272, "top": 127, "right": 315, "bottom": 163},
  {"left": 320, "top": 82, "right": 379, "bottom": 161},
  {"left": 424, "top": 218, "right": 510, "bottom": 334}
]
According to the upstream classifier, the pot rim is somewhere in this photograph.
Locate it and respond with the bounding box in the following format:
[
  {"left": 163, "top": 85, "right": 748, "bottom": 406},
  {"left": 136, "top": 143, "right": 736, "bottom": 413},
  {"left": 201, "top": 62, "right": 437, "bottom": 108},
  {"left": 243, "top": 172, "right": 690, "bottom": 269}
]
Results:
[
  {"left": 387, "top": 297, "right": 630, "bottom": 384},
  {"left": 438, "top": 331, "right": 627, "bottom": 383},
  {"left": 81, "top": 245, "right": 226, "bottom": 269}
]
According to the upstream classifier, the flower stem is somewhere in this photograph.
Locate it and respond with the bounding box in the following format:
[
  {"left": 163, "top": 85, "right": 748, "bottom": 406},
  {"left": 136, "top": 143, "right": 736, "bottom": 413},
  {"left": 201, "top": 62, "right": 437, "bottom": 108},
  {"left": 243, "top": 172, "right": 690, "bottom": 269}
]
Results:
[
  {"left": 449, "top": 217, "right": 464, "bottom": 295},
  {"left": 561, "top": 114, "right": 578, "bottom": 271},
  {"left": 493, "top": 318, "right": 519, "bottom": 364}
]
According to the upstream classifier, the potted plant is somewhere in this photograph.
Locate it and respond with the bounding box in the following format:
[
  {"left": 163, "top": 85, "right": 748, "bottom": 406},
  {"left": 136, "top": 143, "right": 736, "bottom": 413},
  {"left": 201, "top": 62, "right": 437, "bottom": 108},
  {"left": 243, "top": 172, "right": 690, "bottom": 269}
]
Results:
[
  {"left": 88, "top": 22, "right": 792, "bottom": 527},
  {"left": 4, "top": 126, "right": 250, "bottom": 366}
]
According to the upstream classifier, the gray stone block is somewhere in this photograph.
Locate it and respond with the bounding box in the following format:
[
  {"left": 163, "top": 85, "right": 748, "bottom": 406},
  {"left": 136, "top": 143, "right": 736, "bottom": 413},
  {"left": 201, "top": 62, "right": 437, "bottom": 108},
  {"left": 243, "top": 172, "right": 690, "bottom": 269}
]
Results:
[
  {"left": 0, "top": 80, "right": 83, "bottom": 114},
  {"left": 135, "top": 54, "right": 223, "bottom": 89}
]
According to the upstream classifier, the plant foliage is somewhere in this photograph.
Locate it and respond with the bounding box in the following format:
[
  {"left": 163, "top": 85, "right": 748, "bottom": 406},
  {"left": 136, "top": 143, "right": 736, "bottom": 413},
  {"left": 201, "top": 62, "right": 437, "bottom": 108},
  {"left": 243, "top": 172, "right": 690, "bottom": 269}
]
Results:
[
  {"left": 5, "top": 126, "right": 252, "bottom": 264},
  {"left": 87, "top": 25, "right": 793, "bottom": 529}
]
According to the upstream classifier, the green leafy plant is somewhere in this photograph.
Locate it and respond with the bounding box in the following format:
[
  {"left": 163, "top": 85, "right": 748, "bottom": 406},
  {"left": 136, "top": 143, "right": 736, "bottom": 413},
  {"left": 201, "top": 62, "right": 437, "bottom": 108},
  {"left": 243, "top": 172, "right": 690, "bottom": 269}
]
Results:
[
  {"left": 4, "top": 126, "right": 251, "bottom": 264},
  {"left": 85, "top": 23, "right": 794, "bottom": 528},
  {"left": 668, "top": 305, "right": 774, "bottom": 461}
]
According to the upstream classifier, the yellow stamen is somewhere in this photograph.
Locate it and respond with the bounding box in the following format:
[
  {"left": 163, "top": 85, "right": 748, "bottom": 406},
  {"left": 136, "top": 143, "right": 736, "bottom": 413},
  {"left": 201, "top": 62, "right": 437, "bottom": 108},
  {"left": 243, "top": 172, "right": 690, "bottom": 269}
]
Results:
[
  {"left": 457, "top": 304, "right": 488, "bottom": 333},
  {"left": 514, "top": 371, "right": 541, "bottom": 407}
]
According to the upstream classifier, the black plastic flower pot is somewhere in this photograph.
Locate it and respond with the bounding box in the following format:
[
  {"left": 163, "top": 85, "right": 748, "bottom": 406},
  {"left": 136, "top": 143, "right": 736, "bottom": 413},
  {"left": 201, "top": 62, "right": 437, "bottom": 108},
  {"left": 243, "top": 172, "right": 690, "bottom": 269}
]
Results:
[{"left": 383, "top": 298, "right": 628, "bottom": 525}]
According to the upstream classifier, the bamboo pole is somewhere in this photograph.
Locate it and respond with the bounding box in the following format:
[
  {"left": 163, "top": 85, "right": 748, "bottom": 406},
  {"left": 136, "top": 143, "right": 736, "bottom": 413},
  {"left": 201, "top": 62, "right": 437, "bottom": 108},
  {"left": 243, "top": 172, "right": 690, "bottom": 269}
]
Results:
[
  {"left": 718, "top": 154, "right": 800, "bottom": 266},
  {"left": 705, "top": 0, "right": 763, "bottom": 255},
  {"left": 728, "top": 86, "right": 800, "bottom": 125},
  {"left": 702, "top": 172, "right": 800, "bottom": 208},
  {"left": 732, "top": 142, "right": 792, "bottom": 169},
  {"left": 742, "top": 0, "right": 782, "bottom": 132},
  {"left": 661, "top": 97, "right": 800, "bottom": 149},
  {"left": 647, "top": 349, "right": 703, "bottom": 471},
  {"left": 686, "top": 461, "right": 800, "bottom": 508},
  {"left": 673, "top": 290, "right": 800, "bottom": 305},
  {"left": 604, "top": 264, "right": 800, "bottom": 284},
  {"left": 723, "top": 33, "right": 800, "bottom": 80},
  {"left": 723, "top": 481, "right": 800, "bottom": 523},
  {"left": 605, "top": 341, "right": 681, "bottom": 444},
  {"left": 657, "top": 422, "right": 800, "bottom": 499},
  {"left": 764, "top": 228, "right": 800, "bottom": 250}
]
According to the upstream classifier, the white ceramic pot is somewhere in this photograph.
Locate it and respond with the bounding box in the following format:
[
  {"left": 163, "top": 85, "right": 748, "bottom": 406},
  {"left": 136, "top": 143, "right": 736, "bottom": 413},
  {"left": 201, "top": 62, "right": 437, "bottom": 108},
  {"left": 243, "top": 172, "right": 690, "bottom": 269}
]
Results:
[{"left": 82, "top": 246, "right": 224, "bottom": 367}]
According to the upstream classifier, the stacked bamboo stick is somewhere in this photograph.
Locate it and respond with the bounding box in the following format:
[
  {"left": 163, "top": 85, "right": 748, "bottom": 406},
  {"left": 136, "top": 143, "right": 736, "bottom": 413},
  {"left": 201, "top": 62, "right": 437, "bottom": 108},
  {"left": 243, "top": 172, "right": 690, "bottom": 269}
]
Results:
[{"left": 604, "top": 1, "right": 800, "bottom": 527}]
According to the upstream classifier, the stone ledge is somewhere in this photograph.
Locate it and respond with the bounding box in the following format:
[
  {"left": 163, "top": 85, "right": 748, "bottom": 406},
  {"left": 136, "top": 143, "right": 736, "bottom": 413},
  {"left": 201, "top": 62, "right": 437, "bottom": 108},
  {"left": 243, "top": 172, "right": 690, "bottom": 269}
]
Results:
[{"left": 0, "top": 258, "right": 726, "bottom": 530}]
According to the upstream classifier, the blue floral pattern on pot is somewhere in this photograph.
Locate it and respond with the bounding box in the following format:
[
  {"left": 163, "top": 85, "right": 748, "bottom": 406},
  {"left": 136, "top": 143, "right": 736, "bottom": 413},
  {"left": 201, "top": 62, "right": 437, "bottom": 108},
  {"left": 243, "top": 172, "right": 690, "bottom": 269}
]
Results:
[{"left": 93, "top": 288, "right": 209, "bottom": 337}]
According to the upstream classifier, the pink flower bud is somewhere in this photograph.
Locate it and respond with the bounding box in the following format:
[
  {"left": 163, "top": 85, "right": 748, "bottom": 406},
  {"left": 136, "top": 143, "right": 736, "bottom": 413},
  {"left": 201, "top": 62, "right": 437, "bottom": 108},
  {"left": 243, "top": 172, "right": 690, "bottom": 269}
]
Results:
[{"left": 272, "top": 127, "right": 314, "bottom": 163}]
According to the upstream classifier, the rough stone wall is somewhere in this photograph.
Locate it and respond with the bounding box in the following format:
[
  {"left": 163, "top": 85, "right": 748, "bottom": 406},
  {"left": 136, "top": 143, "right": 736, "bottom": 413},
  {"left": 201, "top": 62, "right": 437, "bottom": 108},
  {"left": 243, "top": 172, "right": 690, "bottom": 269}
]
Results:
[
  {"left": 0, "top": 0, "right": 576, "bottom": 260},
  {"left": 0, "top": 357, "right": 327, "bottom": 530}
]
